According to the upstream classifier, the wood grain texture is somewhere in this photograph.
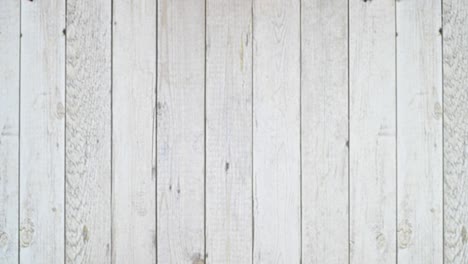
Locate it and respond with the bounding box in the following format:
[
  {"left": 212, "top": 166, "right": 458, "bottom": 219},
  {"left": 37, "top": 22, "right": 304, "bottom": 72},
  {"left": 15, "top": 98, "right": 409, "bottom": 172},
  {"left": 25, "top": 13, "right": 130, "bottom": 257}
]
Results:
[
  {"left": 0, "top": 1, "right": 19, "bottom": 263},
  {"left": 65, "top": 0, "right": 112, "bottom": 263},
  {"left": 112, "top": 0, "right": 157, "bottom": 263},
  {"left": 349, "top": 0, "right": 396, "bottom": 263},
  {"left": 205, "top": 0, "right": 252, "bottom": 263},
  {"left": 253, "top": 0, "right": 301, "bottom": 263},
  {"left": 444, "top": 1, "right": 468, "bottom": 263},
  {"left": 20, "top": 0, "right": 65, "bottom": 263},
  {"left": 396, "top": 0, "right": 443, "bottom": 262},
  {"left": 157, "top": 0, "right": 205, "bottom": 262},
  {"left": 301, "top": 0, "right": 349, "bottom": 263}
]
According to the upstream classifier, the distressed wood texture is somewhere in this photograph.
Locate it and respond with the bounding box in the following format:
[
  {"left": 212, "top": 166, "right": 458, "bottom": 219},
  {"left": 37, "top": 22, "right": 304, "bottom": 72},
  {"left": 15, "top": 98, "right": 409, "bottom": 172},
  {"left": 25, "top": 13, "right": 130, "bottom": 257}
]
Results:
[
  {"left": 301, "top": 0, "right": 349, "bottom": 263},
  {"left": 112, "top": 0, "right": 157, "bottom": 263},
  {"left": 0, "top": 1, "right": 19, "bottom": 263},
  {"left": 65, "top": 0, "right": 112, "bottom": 263},
  {"left": 396, "top": 0, "right": 443, "bottom": 262},
  {"left": 20, "top": 0, "right": 65, "bottom": 263},
  {"left": 253, "top": 0, "right": 301, "bottom": 263},
  {"left": 205, "top": 0, "right": 252, "bottom": 263},
  {"left": 349, "top": 0, "right": 396, "bottom": 263},
  {"left": 444, "top": 1, "right": 468, "bottom": 263},
  {"left": 157, "top": 0, "right": 205, "bottom": 263}
]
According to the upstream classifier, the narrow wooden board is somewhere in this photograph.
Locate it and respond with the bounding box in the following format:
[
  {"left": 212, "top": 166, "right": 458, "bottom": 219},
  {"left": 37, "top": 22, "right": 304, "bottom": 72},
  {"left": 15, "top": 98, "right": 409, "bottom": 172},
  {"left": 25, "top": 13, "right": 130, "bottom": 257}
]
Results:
[
  {"left": 112, "top": 0, "right": 157, "bottom": 263},
  {"left": 0, "top": 1, "right": 20, "bottom": 263},
  {"left": 444, "top": 1, "right": 468, "bottom": 263},
  {"left": 396, "top": 0, "right": 443, "bottom": 262},
  {"left": 65, "top": 0, "right": 112, "bottom": 263},
  {"left": 253, "top": 0, "right": 301, "bottom": 262},
  {"left": 20, "top": 0, "right": 65, "bottom": 263},
  {"left": 157, "top": 0, "right": 205, "bottom": 262},
  {"left": 205, "top": 0, "right": 252, "bottom": 263},
  {"left": 349, "top": 0, "right": 396, "bottom": 263},
  {"left": 301, "top": 0, "right": 349, "bottom": 262}
]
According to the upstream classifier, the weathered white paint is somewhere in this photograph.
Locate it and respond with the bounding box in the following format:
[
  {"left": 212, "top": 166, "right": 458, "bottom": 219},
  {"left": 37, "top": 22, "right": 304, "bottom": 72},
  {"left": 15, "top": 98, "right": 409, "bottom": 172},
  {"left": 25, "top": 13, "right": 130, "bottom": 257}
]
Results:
[
  {"left": 349, "top": 0, "right": 396, "bottom": 263},
  {"left": 0, "top": 1, "right": 19, "bottom": 263},
  {"left": 206, "top": 0, "right": 253, "bottom": 263},
  {"left": 444, "top": 1, "right": 468, "bottom": 263},
  {"left": 20, "top": 0, "right": 65, "bottom": 263},
  {"left": 397, "top": 0, "right": 443, "bottom": 262},
  {"left": 112, "top": 0, "right": 157, "bottom": 263},
  {"left": 157, "top": 0, "right": 205, "bottom": 262},
  {"left": 1, "top": 2, "right": 467, "bottom": 263},
  {"left": 66, "top": 0, "right": 112, "bottom": 263},
  {"left": 301, "top": 0, "right": 349, "bottom": 263},
  {"left": 253, "top": 0, "right": 301, "bottom": 263}
]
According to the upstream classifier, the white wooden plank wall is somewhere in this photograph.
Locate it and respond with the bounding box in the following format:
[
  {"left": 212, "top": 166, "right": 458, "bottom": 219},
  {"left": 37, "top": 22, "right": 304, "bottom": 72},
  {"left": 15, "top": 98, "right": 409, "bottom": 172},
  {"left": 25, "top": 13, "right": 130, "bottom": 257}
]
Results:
[
  {"left": 444, "top": 0, "right": 468, "bottom": 263},
  {"left": 112, "top": 0, "right": 157, "bottom": 263},
  {"left": 0, "top": 2, "right": 19, "bottom": 263},
  {"left": 156, "top": 0, "right": 205, "bottom": 263},
  {"left": 205, "top": 0, "right": 252, "bottom": 263},
  {"left": 396, "top": 0, "right": 443, "bottom": 262},
  {"left": 2, "top": 0, "right": 468, "bottom": 263},
  {"left": 253, "top": 0, "right": 301, "bottom": 263},
  {"left": 66, "top": 0, "right": 112, "bottom": 263},
  {"left": 301, "top": 0, "right": 348, "bottom": 262},
  {"left": 349, "top": 0, "right": 396, "bottom": 263},
  {"left": 20, "top": 0, "right": 65, "bottom": 263}
]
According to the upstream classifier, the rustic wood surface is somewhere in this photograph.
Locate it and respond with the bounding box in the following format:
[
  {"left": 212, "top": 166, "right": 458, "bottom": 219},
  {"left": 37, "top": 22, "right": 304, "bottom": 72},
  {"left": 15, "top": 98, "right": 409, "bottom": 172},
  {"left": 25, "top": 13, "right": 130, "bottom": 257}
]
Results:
[
  {"left": 0, "top": 2, "right": 19, "bottom": 263},
  {"left": 349, "top": 0, "right": 396, "bottom": 263},
  {"left": 112, "top": 0, "right": 157, "bottom": 263},
  {"left": 206, "top": 0, "right": 253, "bottom": 263},
  {"left": 20, "top": 0, "right": 65, "bottom": 263},
  {"left": 301, "top": 0, "right": 348, "bottom": 262},
  {"left": 157, "top": 0, "right": 205, "bottom": 263},
  {"left": 0, "top": 0, "right": 464, "bottom": 263},
  {"left": 66, "top": 0, "right": 112, "bottom": 263},
  {"left": 397, "top": 0, "right": 443, "bottom": 262}
]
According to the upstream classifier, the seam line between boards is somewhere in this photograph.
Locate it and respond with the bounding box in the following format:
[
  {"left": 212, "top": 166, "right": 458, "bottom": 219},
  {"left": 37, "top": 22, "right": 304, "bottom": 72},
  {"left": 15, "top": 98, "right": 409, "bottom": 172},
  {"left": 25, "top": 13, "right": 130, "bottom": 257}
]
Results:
[
  {"left": 110, "top": 0, "right": 114, "bottom": 262},
  {"left": 440, "top": 0, "right": 445, "bottom": 262},
  {"left": 203, "top": 0, "right": 207, "bottom": 260},
  {"left": 347, "top": 0, "right": 350, "bottom": 263},
  {"left": 251, "top": 0, "right": 255, "bottom": 262},
  {"left": 64, "top": 0, "right": 68, "bottom": 262},
  {"left": 18, "top": 1, "right": 22, "bottom": 263}
]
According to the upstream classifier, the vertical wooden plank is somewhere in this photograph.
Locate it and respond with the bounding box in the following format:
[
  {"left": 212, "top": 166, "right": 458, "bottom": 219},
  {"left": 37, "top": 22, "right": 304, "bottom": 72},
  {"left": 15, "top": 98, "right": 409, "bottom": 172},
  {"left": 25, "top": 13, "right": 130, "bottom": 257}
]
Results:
[
  {"left": 0, "top": 1, "right": 19, "bottom": 263},
  {"left": 444, "top": 1, "right": 468, "bottom": 263},
  {"left": 396, "top": 0, "right": 443, "bottom": 263},
  {"left": 301, "top": 0, "right": 348, "bottom": 263},
  {"left": 20, "top": 0, "right": 65, "bottom": 263},
  {"left": 112, "top": 0, "right": 156, "bottom": 263},
  {"left": 157, "top": 0, "right": 205, "bottom": 262},
  {"left": 66, "top": 0, "right": 112, "bottom": 263},
  {"left": 205, "top": 0, "right": 252, "bottom": 263},
  {"left": 349, "top": 0, "right": 396, "bottom": 263},
  {"left": 253, "top": 0, "right": 301, "bottom": 263}
]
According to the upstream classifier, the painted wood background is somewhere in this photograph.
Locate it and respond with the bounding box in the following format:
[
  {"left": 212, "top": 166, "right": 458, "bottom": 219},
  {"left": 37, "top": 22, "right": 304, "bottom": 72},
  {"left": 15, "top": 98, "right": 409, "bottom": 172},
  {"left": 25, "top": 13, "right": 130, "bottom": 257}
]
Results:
[{"left": 0, "top": 0, "right": 466, "bottom": 263}]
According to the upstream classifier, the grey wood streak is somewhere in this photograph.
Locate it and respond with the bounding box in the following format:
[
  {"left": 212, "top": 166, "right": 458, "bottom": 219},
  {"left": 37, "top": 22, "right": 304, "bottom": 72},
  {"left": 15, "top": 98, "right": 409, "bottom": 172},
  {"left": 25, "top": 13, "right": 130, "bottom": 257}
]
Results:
[
  {"left": 444, "top": 1, "right": 468, "bottom": 263},
  {"left": 66, "top": 0, "right": 112, "bottom": 263},
  {"left": 20, "top": 0, "right": 65, "bottom": 263},
  {"left": 0, "top": 1, "right": 19, "bottom": 263}
]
